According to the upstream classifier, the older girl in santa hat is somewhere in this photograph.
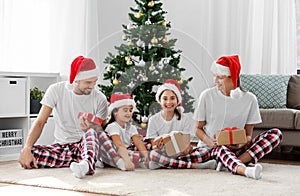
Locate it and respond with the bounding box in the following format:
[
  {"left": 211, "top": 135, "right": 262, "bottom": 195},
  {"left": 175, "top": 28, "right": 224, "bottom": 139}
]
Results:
[
  {"left": 194, "top": 55, "right": 282, "bottom": 179},
  {"left": 105, "top": 93, "right": 150, "bottom": 170},
  {"left": 146, "top": 79, "right": 217, "bottom": 169}
]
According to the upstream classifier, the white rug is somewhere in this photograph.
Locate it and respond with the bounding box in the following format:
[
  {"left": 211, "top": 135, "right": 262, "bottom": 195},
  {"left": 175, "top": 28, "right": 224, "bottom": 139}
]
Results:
[{"left": 0, "top": 161, "right": 299, "bottom": 196}]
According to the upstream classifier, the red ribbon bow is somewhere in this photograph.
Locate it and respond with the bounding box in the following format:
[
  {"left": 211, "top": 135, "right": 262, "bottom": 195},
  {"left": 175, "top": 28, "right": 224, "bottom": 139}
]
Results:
[{"left": 222, "top": 127, "right": 237, "bottom": 145}]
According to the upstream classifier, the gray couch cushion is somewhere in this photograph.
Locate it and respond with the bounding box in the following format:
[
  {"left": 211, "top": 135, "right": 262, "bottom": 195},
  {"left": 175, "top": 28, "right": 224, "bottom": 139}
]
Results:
[
  {"left": 287, "top": 75, "right": 300, "bottom": 110},
  {"left": 255, "top": 108, "right": 296, "bottom": 129},
  {"left": 294, "top": 111, "right": 300, "bottom": 130}
]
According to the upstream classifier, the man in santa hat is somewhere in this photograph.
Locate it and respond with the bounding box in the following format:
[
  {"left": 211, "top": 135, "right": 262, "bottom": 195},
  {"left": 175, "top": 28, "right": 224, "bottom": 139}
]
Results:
[
  {"left": 193, "top": 55, "right": 282, "bottom": 180},
  {"left": 19, "top": 56, "right": 126, "bottom": 178}
]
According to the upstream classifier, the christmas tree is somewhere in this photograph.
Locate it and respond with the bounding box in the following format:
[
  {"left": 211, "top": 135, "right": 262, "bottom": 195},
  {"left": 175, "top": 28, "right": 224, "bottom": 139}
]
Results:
[{"left": 99, "top": 0, "right": 194, "bottom": 128}]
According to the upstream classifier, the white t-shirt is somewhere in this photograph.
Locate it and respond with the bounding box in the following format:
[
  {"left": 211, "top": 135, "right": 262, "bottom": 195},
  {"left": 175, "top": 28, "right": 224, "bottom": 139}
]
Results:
[
  {"left": 193, "top": 87, "right": 262, "bottom": 147},
  {"left": 146, "top": 111, "right": 194, "bottom": 139},
  {"left": 41, "top": 81, "right": 108, "bottom": 144},
  {"left": 105, "top": 122, "right": 138, "bottom": 147}
]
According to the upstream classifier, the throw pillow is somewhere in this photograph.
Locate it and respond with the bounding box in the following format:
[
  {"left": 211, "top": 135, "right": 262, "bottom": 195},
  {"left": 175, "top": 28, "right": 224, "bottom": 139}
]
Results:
[
  {"left": 240, "top": 74, "right": 290, "bottom": 109},
  {"left": 287, "top": 75, "right": 300, "bottom": 109}
]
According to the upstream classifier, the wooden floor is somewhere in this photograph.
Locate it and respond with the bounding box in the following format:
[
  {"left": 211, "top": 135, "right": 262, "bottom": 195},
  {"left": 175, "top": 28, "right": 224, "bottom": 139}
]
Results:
[{"left": 1, "top": 147, "right": 299, "bottom": 195}]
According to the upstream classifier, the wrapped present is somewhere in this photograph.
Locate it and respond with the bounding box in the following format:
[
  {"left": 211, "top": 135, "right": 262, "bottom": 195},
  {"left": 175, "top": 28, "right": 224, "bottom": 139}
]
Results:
[
  {"left": 77, "top": 112, "right": 103, "bottom": 125},
  {"left": 216, "top": 127, "right": 247, "bottom": 146},
  {"left": 156, "top": 131, "right": 191, "bottom": 157}
]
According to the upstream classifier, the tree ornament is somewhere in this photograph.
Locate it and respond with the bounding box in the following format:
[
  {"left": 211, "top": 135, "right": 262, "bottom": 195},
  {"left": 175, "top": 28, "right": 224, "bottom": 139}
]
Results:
[
  {"left": 143, "top": 75, "right": 148, "bottom": 81},
  {"left": 145, "top": 19, "right": 151, "bottom": 25},
  {"left": 113, "top": 78, "right": 119, "bottom": 85},
  {"left": 162, "top": 57, "right": 170, "bottom": 65},
  {"left": 128, "top": 40, "right": 135, "bottom": 47},
  {"left": 151, "top": 36, "right": 158, "bottom": 45},
  {"left": 125, "top": 56, "right": 131, "bottom": 61},
  {"left": 126, "top": 60, "right": 133, "bottom": 65},
  {"left": 142, "top": 116, "right": 148, "bottom": 122},
  {"left": 106, "top": 66, "right": 112, "bottom": 72},
  {"left": 122, "top": 34, "right": 128, "bottom": 41},
  {"left": 162, "top": 20, "right": 167, "bottom": 27},
  {"left": 162, "top": 36, "right": 168, "bottom": 44},
  {"left": 148, "top": 1, "right": 155, "bottom": 8},
  {"left": 136, "top": 59, "right": 145, "bottom": 66},
  {"left": 141, "top": 122, "right": 147, "bottom": 129},
  {"left": 149, "top": 64, "right": 155, "bottom": 71},
  {"left": 178, "top": 78, "right": 183, "bottom": 85},
  {"left": 128, "top": 81, "right": 135, "bottom": 89},
  {"left": 136, "top": 39, "right": 143, "bottom": 47},
  {"left": 136, "top": 11, "right": 143, "bottom": 19}
]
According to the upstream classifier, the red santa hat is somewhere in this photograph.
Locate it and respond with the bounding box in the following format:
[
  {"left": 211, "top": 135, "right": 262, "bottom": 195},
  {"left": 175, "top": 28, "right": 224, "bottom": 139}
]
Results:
[
  {"left": 69, "top": 55, "right": 100, "bottom": 84},
  {"left": 210, "top": 55, "right": 241, "bottom": 89},
  {"left": 155, "top": 79, "right": 182, "bottom": 106},
  {"left": 108, "top": 93, "right": 138, "bottom": 114}
]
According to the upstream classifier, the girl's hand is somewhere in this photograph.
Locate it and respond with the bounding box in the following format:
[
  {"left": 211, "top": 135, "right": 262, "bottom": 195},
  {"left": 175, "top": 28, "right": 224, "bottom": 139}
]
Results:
[
  {"left": 154, "top": 137, "right": 164, "bottom": 149},
  {"left": 125, "top": 160, "right": 135, "bottom": 171}
]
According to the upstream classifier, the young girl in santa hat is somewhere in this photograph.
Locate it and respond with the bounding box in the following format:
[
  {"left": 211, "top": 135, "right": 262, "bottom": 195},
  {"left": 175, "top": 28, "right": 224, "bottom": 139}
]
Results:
[
  {"left": 146, "top": 79, "right": 217, "bottom": 169},
  {"left": 194, "top": 55, "right": 282, "bottom": 179},
  {"left": 105, "top": 93, "right": 150, "bottom": 170}
]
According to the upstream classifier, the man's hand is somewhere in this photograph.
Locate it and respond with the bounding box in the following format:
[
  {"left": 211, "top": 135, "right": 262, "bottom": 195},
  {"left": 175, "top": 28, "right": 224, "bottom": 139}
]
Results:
[{"left": 18, "top": 147, "right": 38, "bottom": 169}]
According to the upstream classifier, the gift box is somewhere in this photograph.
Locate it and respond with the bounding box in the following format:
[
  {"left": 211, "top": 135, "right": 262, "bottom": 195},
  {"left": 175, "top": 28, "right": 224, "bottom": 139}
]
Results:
[
  {"left": 77, "top": 112, "right": 103, "bottom": 125},
  {"left": 160, "top": 132, "right": 191, "bottom": 157},
  {"left": 216, "top": 127, "right": 247, "bottom": 145}
]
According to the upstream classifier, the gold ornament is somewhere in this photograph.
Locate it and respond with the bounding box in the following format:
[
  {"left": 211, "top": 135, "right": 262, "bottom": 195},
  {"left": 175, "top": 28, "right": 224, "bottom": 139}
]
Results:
[
  {"left": 162, "top": 36, "right": 168, "bottom": 44},
  {"left": 125, "top": 56, "right": 131, "bottom": 61},
  {"left": 122, "top": 34, "right": 127, "bottom": 40},
  {"left": 148, "top": 1, "right": 155, "bottom": 7},
  {"left": 151, "top": 36, "right": 158, "bottom": 45},
  {"left": 149, "top": 64, "right": 155, "bottom": 71},
  {"left": 126, "top": 60, "right": 133, "bottom": 65},
  {"left": 178, "top": 78, "right": 183, "bottom": 85},
  {"left": 106, "top": 66, "right": 111, "bottom": 72},
  {"left": 162, "top": 20, "right": 167, "bottom": 27},
  {"left": 141, "top": 122, "right": 147, "bottom": 128},
  {"left": 128, "top": 40, "right": 135, "bottom": 47},
  {"left": 113, "top": 78, "right": 119, "bottom": 85},
  {"left": 143, "top": 75, "right": 148, "bottom": 81},
  {"left": 136, "top": 11, "right": 143, "bottom": 19}
]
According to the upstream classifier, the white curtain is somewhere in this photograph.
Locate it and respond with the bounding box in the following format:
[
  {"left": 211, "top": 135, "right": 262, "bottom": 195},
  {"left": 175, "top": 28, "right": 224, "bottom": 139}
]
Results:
[
  {"left": 0, "top": 0, "right": 101, "bottom": 80},
  {"left": 197, "top": 0, "right": 297, "bottom": 74},
  {"left": 0, "top": 0, "right": 297, "bottom": 79}
]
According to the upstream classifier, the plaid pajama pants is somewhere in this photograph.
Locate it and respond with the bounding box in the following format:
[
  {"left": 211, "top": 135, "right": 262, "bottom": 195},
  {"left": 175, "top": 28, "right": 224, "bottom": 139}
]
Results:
[
  {"left": 105, "top": 136, "right": 152, "bottom": 168},
  {"left": 32, "top": 129, "right": 119, "bottom": 175},
  {"left": 210, "top": 128, "right": 282, "bottom": 174},
  {"left": 126, "top": 138, "right": 152, "bottom": 168},
  {"left": 149, "top": 147, "right": 211, "bottom": 169}
]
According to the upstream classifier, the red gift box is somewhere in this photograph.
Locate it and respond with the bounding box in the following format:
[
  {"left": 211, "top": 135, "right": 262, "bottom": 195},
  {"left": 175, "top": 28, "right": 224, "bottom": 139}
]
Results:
[{"left": 77, "top": 112, "right": 103, "bottom": 125}]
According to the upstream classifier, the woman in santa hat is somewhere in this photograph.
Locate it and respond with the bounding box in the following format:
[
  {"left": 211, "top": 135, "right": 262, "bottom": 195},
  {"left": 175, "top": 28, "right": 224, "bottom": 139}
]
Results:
[
  {"left": 146, "top": 79, "right": 217, "bottom": 170},
  {"left": 194, "top": 55, "right": 282, "bottom": 179},
  {"left": 105, "top": 93, "right": 150, "bottom": 170}
]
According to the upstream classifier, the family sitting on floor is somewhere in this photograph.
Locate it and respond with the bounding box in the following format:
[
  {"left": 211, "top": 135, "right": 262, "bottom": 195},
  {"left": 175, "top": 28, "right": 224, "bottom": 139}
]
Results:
[{"left": 18, "top": 55, "right": 282, "bottom": 180}]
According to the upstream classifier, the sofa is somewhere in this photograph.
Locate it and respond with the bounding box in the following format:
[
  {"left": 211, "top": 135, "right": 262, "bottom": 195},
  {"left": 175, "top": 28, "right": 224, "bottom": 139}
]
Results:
[{"left": 240, "top": 74, "right": 300, "bottom": 147}]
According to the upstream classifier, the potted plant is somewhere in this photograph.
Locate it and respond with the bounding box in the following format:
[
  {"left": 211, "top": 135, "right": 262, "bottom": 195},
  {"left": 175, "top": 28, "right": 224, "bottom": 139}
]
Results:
[{"left": 30, "top": 87, "right": 44, "bottom": 114}]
